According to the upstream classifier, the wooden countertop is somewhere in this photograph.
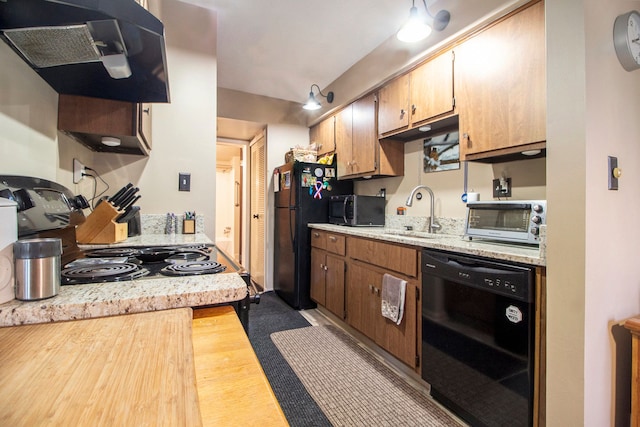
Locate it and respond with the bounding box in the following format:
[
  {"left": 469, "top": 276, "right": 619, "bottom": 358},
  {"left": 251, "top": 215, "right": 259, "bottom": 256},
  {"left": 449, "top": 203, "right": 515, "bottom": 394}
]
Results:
[
  {"left": 193, "top": 306, "right": 289, "bottom": 426},
  {"left": 0, "top": 309, "right": 202, "bottom": 426},
  {"left": 0, "top": 307, "right": 287, "bottom": 426}
]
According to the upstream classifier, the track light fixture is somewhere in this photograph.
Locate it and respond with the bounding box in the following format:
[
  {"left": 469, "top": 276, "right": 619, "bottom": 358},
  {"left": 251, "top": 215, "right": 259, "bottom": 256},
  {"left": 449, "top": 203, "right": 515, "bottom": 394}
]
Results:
[
  {"left": 397, "top": 0, "right": 450, "bottom": 43},
  {"left": 302, "top": 84, "right": 334, "bottom": 111}
]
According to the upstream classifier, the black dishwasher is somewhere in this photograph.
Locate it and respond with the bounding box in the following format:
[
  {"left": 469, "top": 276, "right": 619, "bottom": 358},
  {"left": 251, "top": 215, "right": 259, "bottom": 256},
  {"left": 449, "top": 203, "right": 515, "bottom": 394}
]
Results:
[{"left": 421, "top": 249, "right": 535, "bottom": 427}]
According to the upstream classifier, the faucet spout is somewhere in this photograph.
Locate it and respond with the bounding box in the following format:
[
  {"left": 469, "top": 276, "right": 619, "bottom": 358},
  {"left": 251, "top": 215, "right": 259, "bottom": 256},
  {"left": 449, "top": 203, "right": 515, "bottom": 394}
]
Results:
[{"left": 405, "top": 185, "right": 441, "bottom": 233}]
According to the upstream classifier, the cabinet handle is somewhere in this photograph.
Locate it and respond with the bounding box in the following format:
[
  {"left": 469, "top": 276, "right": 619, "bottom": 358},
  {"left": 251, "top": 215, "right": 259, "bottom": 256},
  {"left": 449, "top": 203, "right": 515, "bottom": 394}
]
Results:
[
  {"left": 143, "top": 108, "right": 150, "bottom": 114},
  {"left": 369, "top": 284, "right": 373, "bottom": 292},
  {"left": 329, "top": 236, "right": 337, "bottom": 242},
  {"left": 411, "top": 104, "right": 416, "bottom": 114},
  {"left": 400, "top": 109, "right": 406, "bottom": 117},
  {"left": 324, "top": 265, "right": 328, "bottom": 271},
  {"left": 313, "top": 232, "right": 320, "bottom": 237},
  {"left": 319, "top": 263, "right": 324, "bottom": 269}
]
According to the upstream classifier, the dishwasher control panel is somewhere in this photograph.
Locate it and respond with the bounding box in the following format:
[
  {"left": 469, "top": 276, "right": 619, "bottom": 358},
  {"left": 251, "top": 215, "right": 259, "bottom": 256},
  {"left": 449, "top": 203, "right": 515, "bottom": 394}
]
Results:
[{"left": 422, "top": 249, "right": 534, "bottom": 302}]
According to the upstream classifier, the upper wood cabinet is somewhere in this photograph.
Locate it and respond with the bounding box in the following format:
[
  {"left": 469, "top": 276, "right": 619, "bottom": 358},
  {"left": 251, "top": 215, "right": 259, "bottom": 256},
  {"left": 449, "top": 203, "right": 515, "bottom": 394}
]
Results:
[
  {"left": 58, "top": 95, "right": 152, "bottom": 156},
  {"left": 378, "top": 50, "right": 455, "bottom": 137},
  {"left": 309, "top": 115, "right": 335, "bottom": 156},
  {"left": 410, "top": 50, "right": 455, "bottom": 125},
  {"left": 335, "top": 93, "right": 404, "bottom": 179},
  {"left": 454, "top": 1, "right": 546, "bottom": 160}
]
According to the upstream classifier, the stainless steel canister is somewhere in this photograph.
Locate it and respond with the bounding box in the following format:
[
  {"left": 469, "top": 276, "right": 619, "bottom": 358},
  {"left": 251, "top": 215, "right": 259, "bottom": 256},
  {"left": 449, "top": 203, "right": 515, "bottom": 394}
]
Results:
[{"left": 13, "top": 238, "right": 62, "bottom": 300}]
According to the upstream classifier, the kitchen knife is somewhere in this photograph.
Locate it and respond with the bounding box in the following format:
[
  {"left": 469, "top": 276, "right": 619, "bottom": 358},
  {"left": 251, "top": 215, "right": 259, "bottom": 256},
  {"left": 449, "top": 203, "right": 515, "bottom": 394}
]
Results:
[
  {"left": 117, "top": 188, "right": 139, "bottom": 210},
  {"left": 115, "top": 205, "right": 140, "bottom": 223},
  {"left": 120, "top": 194, "right": 141, "bottom": 212},
  {"left": 108, "top": 183, "right": 132, "bottom": 206},
  {"left": 114, "top": 187, "right": 138, "bottom": 209}
]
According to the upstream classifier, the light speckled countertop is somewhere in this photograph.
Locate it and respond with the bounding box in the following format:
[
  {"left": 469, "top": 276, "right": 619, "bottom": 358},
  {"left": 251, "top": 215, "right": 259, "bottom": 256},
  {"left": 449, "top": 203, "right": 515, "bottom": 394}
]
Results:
[
  {"left": 0, "top": 234, "right": 248, "bottom": 327},
  {"left": 309, "top": 224, "right": 545, "bottom": 267}
]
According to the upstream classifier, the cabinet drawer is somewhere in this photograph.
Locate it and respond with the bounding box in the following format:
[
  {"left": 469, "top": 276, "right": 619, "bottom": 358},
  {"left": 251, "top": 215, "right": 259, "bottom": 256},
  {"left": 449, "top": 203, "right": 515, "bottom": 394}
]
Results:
[
  {"left": 326, "top": 233, "right": 346, "bottom": 256},
  {"left": 347, "top": 237, "right": 418, "bottom": 278},
  {"left": 310, "top": 230, "right": 327, "bottom": 250}
]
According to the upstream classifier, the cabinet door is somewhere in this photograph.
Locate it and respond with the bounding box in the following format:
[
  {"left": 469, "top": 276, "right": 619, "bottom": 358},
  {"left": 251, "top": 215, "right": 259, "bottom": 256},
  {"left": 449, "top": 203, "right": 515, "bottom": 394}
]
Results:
[
  {"left": 455, "top": 1, "right": 545, "bottom": 157},
  {"left": 334, "top": 105, "right": 353, "bottom": 178},
  {"left": 410, "top": 50, "right": 454, "bottom": 125},
  {"left": 309, "top": 116, "right": 335, "bottom": 156},
  {"left": 346, "top": 262, "right": 376, "bottom": 338},
  {"left": 325, "top": 254, "right": 345, "bottom": 319},
  {"left": 310, "top": 248, "right": 326, "bottom": 305},
  {"left": 377, "top": 74, "right": 410, "bottom": 136},
  {"left": 350, "top": 94, "right": 377, "bottom": 177},
  {"left": 376, "top": 279, "right": 417, "bottom": 368}
]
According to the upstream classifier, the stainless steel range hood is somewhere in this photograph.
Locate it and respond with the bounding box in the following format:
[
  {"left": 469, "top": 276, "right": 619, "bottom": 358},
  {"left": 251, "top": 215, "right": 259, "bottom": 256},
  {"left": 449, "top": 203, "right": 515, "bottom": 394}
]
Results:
[{"left": 0, "top": 0, "right": 170, "bottom": 103}]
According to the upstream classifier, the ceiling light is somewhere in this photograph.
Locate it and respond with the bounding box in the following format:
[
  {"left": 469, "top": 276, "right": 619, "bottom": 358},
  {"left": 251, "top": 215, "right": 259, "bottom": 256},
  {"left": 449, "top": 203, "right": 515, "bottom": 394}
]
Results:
[
  {"left": 303, "top": 84, "right": 334, "bottom": 111},
  {"left": 101, "top": 136, "right": 121, "bottom": 147},
  {"left": 397, "top": 0, "right": 450, "bottom": 43},
  {"left": 419, "top": 125, "right": 432, "bottom": 132}
]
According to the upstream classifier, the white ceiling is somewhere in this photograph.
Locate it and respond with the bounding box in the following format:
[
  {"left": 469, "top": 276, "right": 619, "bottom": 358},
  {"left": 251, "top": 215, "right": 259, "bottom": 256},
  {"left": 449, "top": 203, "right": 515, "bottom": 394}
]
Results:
[{"left": 178, "top": 0, "right": 516, "bottom": 105}]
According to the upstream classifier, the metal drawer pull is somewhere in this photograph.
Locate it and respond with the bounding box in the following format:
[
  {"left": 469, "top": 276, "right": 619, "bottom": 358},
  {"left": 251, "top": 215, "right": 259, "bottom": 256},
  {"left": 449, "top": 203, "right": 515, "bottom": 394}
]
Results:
[{"left": 329, "top": 236, "right": 337, "bottom": 242}]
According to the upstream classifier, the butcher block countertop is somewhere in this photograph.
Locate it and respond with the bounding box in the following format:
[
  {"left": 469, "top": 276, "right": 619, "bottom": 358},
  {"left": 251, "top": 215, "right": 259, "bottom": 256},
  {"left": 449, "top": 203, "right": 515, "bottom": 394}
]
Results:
[
  {"left": 0, "top": 309, "right": 202, "bottom": 426},
  {"left": 0, "top": 233, "right": 248, "bottom": 327},
  {"left": 0, "top": 306, "right": 287, "bottom": 426}
]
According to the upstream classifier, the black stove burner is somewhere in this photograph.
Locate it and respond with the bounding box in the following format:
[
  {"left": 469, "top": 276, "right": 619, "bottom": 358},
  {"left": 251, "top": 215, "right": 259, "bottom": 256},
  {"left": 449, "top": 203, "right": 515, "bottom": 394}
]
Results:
[
  {"left": 85, "top": 248, "right": 140, "bottom": 258},
  {"left": 61, "top": 262, "right": 150, "bottom": 285},
  {"left": 160, "top": 261, "right": 226, "bottom": 277}
]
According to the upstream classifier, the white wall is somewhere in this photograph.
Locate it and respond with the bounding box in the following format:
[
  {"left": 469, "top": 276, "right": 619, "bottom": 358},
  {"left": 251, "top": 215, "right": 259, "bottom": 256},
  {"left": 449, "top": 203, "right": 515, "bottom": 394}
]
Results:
[
  {"left": 547, "top": 0, "right": 640, "bottom": 424},
  {"left": 0, "top": 41, "right": 62, "bottom": 183}
]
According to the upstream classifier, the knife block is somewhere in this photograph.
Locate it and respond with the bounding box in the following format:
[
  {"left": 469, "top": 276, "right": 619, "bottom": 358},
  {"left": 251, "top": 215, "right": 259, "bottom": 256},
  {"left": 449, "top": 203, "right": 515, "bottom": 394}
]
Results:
[{"left": 76, "top": 202, "right": 128, "bottom": 244}]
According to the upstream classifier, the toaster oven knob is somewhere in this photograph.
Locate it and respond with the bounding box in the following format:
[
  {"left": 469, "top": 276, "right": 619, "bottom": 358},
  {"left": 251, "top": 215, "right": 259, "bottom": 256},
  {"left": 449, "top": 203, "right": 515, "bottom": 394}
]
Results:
[
  {"left": 533, "top": 204, "right": 544, "bottom": 213},
  {"left": 530, "top": 226, "right": 540, "bottom": 236},
  {"left": 531, "top": 215, "right": 542, "bottom": 224}
]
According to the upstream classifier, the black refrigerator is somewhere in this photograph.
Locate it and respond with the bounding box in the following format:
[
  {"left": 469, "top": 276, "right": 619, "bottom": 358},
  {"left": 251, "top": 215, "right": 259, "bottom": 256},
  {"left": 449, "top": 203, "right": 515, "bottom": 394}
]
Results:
[{"left": 273, "top": 161, "right": 353, "bottom": 309}]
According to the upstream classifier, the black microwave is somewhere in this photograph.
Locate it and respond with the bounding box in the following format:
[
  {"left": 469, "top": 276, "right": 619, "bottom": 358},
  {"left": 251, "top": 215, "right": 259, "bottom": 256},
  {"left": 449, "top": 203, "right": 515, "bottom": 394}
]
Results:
[{"left": 328, "top": 195, "right": 385, "bottom": 226}]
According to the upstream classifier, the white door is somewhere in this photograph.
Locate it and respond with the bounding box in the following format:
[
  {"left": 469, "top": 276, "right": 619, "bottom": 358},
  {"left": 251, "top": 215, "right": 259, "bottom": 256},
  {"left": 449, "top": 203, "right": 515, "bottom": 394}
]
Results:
[{"left": 249, "top": 133, "right": 266, "bottom": 289}]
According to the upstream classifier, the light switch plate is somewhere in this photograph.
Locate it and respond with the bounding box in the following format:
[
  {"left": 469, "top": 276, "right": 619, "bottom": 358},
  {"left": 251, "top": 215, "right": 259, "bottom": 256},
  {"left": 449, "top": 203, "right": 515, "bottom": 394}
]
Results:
[
  {"left": 608, "top": 156, "right": 618, "bottom": 190},
  {"left": 179, "top": 173, "right": 191, "bottom": 191}
]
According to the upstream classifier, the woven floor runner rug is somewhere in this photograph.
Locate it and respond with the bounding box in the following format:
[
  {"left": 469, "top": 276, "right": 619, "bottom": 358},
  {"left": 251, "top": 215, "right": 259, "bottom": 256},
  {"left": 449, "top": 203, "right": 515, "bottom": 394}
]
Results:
[{"left": 271, "top": 325, "right": 462, "bottom": 427}]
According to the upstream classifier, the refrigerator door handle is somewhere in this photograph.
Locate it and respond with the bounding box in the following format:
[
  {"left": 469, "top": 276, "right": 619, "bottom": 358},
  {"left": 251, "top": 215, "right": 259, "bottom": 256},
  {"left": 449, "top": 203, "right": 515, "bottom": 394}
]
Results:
[{"left": 289, "top": 206, "right": 296, "bottom": 251}]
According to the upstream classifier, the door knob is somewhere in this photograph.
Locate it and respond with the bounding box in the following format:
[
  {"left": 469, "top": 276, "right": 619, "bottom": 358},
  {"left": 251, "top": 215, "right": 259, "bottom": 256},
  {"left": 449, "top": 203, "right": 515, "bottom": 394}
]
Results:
[{"left": 253, "top": 214, "right": 259, "bottom": 219}]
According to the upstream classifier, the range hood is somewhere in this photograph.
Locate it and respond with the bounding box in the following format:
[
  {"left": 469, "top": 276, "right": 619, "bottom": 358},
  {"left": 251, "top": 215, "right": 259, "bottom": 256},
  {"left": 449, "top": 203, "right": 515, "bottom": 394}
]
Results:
[{"left": 0, "top": 0, "right": 170, "bottom": 103}]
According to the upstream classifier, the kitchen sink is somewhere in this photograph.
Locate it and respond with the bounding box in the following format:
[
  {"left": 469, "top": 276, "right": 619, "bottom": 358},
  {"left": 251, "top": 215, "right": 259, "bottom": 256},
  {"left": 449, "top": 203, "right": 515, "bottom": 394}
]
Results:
[{"left": 380, "top": 230, "right": 439, "bottom": 239}]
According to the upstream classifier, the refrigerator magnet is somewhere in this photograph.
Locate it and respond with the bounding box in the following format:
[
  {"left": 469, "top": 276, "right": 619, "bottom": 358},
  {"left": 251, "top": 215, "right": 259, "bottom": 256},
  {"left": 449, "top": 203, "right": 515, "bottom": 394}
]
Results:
[
  {"left": 301, "top": 172, "right": 313, "bottom": 187},
  {"left": 283, "top": 171, "right": 291, "bottom": 189},
  {"left": 325, "top": 168, "right": 335, "bottom": 178},
  {"left": 274, "top": 171, "right": 280, "bottom": 192},
  {"left": 314, "top": 167, "right": 323, "bottom": 178}
]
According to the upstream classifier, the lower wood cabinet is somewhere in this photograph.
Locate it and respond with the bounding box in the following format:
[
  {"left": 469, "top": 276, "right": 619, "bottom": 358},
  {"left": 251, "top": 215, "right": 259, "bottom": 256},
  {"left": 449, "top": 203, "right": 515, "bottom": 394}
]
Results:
[
  {"left": 309, "top": 229, "right": 420, "bottom": 370},
  {"left": 310, "top": 247, "right": 346, "bottom": 318},
  {"left": 346, "top": 260, "right": 418, "bottom": 368},
  {"left": 310, "top": 230, "right": 347, "bottom": 319}
]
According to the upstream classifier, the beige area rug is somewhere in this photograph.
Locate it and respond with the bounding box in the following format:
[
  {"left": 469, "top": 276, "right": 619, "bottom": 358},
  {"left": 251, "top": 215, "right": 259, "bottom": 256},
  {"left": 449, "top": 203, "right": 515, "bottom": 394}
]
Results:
[{"left": 271, "top": 325, "right": 462, "bottom": 427}]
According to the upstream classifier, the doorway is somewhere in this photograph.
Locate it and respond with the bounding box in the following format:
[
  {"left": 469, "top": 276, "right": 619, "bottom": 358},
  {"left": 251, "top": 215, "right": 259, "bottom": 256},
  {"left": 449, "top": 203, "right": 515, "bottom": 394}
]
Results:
[{"left": 215, "top": 143, "right": 244, "bottom": 263}]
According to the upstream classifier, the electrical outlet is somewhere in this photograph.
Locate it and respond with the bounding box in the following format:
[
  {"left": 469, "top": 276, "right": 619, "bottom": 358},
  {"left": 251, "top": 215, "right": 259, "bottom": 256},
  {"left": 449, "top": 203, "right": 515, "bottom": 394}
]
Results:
[
  {"left": 492, "top": 177, "right": 512, "bottom": 198},
  {"left": 73, "top": 158, "right": 85, "bottom": 184},
  {"left": 179, "top": 173, "right": 191, "bottom": 191}
]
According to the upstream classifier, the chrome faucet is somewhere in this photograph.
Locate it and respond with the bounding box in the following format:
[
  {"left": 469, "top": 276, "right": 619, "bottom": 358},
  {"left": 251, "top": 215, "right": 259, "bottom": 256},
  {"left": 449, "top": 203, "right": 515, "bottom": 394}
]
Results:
[{"left": 406, "top": 185, "right": 441, "bottom": 233}]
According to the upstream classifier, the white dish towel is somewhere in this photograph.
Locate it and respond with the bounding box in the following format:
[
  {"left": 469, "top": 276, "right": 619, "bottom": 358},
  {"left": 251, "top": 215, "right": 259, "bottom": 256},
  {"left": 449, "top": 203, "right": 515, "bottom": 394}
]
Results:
[{"left": 381, "top": 273, "right": 407, "bottom": 325}]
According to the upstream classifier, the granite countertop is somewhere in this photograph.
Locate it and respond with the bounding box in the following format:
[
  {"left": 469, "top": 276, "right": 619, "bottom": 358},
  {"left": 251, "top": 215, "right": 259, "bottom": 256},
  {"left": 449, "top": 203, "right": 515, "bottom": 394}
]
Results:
[
  {"left": 0, "top": 234, "right": 248, "bottom": 327},
  {"left": 309, "top": 224, "right": 545, "bottom": 267}
]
